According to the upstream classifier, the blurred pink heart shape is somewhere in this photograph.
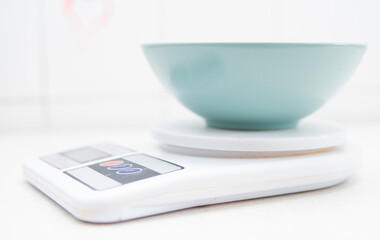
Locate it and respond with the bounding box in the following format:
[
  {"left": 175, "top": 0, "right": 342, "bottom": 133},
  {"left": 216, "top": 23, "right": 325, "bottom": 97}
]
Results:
[{"left": 64, "top": 0, "right": 112, "bottom": 44}]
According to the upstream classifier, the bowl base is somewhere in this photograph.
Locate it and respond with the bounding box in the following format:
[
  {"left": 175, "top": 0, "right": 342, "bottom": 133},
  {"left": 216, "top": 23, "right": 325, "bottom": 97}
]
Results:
[{"left": 206, "top": 119, "right": 298, "bottom": 130}]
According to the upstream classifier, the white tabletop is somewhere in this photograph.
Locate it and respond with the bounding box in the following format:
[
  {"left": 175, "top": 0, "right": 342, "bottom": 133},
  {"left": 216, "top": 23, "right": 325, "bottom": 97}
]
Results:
[{"left": 1, "top": 123, "right": 380, "bottom": 240}]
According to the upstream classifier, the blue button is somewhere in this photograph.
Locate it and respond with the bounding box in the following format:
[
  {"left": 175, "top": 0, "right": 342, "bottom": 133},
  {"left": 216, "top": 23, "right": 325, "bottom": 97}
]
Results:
[
  {"left": 116, "top": 168, "right": 142, "bottom": 174},
  {"left": 107, "top": 164, "right": 132, "bottom": 170}
]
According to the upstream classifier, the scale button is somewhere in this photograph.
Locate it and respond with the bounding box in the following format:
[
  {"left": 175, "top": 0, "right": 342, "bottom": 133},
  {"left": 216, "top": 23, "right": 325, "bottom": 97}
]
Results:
[
  {"left": 107, "top": 164, "right": 132, "bottom": 170},
  {"left": 99, "top": 160, "right": 123, "bottom": 166},
  {"left": 116, "top": 168, "right": 142, "bottom": 174}
]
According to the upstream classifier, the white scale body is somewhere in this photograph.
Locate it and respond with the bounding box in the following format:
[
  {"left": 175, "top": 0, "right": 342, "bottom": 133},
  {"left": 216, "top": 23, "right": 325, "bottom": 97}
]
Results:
[{"left": 23, "top": 119, "right": 359, "bottom": 223}]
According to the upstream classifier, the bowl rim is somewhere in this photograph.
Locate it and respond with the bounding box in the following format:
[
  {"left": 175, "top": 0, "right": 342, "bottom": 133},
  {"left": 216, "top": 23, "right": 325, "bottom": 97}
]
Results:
[{"left": 142, "top": 42, "right": 366, "bottom": 48}]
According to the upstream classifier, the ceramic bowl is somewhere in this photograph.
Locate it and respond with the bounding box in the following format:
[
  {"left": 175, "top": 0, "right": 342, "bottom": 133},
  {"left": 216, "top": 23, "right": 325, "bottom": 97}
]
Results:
[{"left": 142, "top": 43, "right": 365, "bottom": 130}]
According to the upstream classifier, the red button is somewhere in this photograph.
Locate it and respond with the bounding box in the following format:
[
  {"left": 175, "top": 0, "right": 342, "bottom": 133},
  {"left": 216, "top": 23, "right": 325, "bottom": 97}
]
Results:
[{"left": 100, "top": 160, "right": 123, "bottom": 166}]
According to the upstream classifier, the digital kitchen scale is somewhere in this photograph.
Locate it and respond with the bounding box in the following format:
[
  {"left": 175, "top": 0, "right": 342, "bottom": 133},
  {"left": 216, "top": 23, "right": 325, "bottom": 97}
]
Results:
[{"left": 22, "top": 118, "right": 359, "bottom": 223}]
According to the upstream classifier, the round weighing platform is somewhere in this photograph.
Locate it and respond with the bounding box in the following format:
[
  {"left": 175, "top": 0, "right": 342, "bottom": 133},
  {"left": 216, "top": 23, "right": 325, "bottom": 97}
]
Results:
[{"left": 151, "top": 118, "right": 346, "bottom": 157}]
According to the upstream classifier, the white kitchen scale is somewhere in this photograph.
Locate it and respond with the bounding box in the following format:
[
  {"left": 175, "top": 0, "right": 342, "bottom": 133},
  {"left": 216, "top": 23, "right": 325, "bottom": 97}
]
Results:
[{"left": 23, "top": 118, "right": 359, "bottom": 223}]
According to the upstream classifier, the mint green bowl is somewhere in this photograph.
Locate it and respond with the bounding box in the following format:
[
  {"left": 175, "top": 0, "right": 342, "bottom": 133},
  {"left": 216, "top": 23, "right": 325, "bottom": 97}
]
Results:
[{"left": 142, "top": 43, "right": 365, "bottom": 130}]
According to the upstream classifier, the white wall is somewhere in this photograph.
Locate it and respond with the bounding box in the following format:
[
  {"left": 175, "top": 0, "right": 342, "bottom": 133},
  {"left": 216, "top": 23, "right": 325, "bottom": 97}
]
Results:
[{"left": 1, "top": 0, "right": 379, "bottom": 131}]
